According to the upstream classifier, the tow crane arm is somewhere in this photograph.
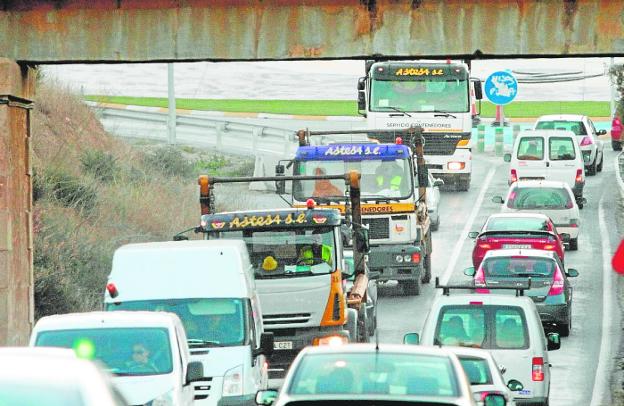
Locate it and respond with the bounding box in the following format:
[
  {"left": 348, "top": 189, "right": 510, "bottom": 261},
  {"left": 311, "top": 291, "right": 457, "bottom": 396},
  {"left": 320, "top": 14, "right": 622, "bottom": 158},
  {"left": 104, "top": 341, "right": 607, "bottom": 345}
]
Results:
[{"left": 196, "top": 171, "right": 369, "bottom": 305}]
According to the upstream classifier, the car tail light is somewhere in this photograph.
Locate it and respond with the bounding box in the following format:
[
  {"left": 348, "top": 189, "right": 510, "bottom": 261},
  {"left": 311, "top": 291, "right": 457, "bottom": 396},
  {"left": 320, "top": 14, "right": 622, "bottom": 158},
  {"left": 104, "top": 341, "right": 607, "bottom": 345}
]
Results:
[
  {"left": 569, "top": 219, "right": 578, "bottom": 227},
  {"left": 575, "top": 169, "right": 583, "bottom": 184},
  {"left": 474, "top": 268, "right": 490, "bottom": 293},
  {"left": 580, "top": 136, "right": 593, "bottom": 146},
  {"left": 543, "top": 244, "right": 556, "bottom": 250},
  {"left": 548, "top": 267, "right": 565, "bottom": 296},
  {"left": 532, "top": 357, "right": 544, "bottom": 381},
  {"left": 510, "top": 169, "right": 518, "bottom": 184},
  {"left": 412, "top": 252, "right": 421, "bottom": 263},
  {"left": 478, "top": 242, "right": 491, "bottom": 249},
  {"left": 106, "top": 282, "right": 119, "bottom": 298}
]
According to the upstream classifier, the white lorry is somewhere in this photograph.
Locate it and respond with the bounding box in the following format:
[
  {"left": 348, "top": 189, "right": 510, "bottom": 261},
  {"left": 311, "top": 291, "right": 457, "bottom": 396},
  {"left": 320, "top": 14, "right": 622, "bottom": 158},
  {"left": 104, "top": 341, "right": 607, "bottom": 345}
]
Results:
[
  {"left": 104, "top": 240, "right": 274, "bottom": 406},
  {"left": 358, "top": 60, "right": 482, "bottom": 191}
]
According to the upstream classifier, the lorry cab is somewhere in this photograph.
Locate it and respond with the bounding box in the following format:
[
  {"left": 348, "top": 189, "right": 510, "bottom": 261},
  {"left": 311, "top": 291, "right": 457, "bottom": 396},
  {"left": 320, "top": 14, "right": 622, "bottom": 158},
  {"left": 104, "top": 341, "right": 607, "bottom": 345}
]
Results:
[
  {"left": 104, "top": 240, "right": 273, "bottom": 406},
  {"left": 29, "top": 311, "right": 204, "bottom": 406}
]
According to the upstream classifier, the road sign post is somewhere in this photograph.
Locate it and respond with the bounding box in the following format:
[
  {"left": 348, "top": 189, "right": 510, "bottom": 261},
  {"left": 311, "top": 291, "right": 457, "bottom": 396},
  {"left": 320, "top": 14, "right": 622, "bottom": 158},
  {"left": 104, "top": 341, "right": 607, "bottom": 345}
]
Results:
[{"left": 485, "top": 71, "right": 518, "bottom": 127}]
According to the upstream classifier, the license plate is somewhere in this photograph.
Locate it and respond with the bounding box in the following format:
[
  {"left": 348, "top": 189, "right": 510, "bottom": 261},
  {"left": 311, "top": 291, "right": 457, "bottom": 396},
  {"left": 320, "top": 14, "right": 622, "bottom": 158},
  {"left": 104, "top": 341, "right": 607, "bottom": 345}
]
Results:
[
  {"left": 502, "top": 244, "right": 532, "bottom": 249},
  {"left": 273, "top": 341, "right": 293, "bottom": 350}
]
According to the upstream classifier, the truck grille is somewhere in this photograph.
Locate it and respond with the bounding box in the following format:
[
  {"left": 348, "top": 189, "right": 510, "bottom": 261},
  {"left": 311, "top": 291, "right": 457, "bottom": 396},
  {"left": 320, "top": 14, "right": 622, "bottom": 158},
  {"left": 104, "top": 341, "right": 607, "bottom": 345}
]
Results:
[
  {"left": 363, "top": 217, "right": 390, "bottom": 239},
  {"left": 194, "top": 377, "right": 213, "bottom": 400},
  {"left": 422, "top": 133, "right": 467, "bottom": 156},
  {"left": 263, "top": 313, "right": 311, "bottom": 325}
]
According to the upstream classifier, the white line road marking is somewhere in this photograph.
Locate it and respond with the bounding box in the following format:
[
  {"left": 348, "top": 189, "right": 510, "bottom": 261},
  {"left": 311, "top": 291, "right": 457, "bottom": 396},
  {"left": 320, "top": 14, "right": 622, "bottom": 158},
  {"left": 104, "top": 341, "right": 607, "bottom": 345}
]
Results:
[{"left": 439, "top": 165, "right": 497, "bottom": 285}]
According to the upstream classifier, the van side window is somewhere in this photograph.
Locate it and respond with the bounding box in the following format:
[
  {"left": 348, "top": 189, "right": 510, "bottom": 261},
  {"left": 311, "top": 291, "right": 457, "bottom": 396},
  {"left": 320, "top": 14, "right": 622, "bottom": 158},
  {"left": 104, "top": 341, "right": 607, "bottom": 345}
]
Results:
[
  {"left": 434, "top": 307, "right": 485, "bottom": 348},
  {"left": 517, "top": 137, "right": 544, "bottom": 160},
  {"left": 494, "top": 308, "right": 529, "bottom": 349},
  {"left": 549, "top": 137, "right": 576, "bottom": 161}
]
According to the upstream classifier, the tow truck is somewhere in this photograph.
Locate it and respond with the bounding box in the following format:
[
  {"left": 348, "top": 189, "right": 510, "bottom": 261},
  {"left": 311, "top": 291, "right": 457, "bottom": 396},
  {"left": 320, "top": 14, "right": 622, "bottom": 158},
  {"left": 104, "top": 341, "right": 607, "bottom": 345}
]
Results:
[
  {"left": 277, "top": 126, "right": 432, "bottom": 296},
  {"left": 184, "top": 171, "right": 371, "bottom": 377}
]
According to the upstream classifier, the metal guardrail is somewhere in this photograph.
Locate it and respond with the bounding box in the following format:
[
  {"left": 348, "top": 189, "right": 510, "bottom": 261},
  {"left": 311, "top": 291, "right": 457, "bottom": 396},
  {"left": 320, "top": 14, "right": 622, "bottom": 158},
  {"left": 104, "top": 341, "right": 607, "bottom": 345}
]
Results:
[{"left": 93, "top": 106, "right": 299, "bottom": 157}]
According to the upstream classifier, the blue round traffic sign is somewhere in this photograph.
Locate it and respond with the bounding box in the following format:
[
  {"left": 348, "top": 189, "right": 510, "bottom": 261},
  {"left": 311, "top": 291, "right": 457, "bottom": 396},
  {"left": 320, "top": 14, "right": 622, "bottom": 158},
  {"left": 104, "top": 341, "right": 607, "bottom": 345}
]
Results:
[{"left": 484, "top": 71, "right": 518, "bottom": 105}]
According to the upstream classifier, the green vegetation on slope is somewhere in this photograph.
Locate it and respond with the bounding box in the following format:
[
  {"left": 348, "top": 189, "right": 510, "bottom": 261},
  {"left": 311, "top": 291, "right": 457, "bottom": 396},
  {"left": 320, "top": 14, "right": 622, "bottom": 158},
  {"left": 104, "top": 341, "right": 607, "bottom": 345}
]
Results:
[{"left": 86, "top": 95, "right": 611, "bottom": 118}]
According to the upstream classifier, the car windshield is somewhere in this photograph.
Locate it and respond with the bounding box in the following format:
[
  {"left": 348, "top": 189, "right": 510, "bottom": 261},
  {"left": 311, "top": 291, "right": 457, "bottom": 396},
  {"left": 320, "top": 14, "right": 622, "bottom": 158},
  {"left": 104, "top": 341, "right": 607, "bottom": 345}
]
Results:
[
  {"left": 288, "top": 353, "right": 459, "bottom": 397},
  {"left": 215, "top": 227, "right": 335, "bottom": 278},
  {"left": 535, "top": 120, "right": 586, "bottom": 135},
  {"left": 0, "top": 382, "right": 84, "bottom": 406},
  {"left": 482, "top": 256, "right": 556, "bottom": 278},
  {"left": 507, "top": 186, "right": 573, "bottom": 210},
  {"left": 370, "top": 78, "right": 469, "bottom": 113},
  {"left": 34, "top": 327, "right": 173, "bottom": 376},
  {"left": 485, "top": 217, "right": 550, "bottom": 232},
  {"left": 107, "top": 298, "right": 246, "bottom": 347},
  {"left": 457, "top": 357, "right": 493, "bottom": 385},
  {"left": 293, "top": 159, "right": 413, "bottom": 201}
]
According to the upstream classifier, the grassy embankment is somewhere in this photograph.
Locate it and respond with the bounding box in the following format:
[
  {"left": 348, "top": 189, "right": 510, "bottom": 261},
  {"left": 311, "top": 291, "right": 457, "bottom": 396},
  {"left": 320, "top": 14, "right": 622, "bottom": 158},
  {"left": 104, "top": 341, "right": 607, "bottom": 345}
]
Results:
[
  {"left": 33, "top": 83, "right": 254, "bottom": 319},
  {"left": 86, "top": 96, "right": 611, "bottom": 118}
]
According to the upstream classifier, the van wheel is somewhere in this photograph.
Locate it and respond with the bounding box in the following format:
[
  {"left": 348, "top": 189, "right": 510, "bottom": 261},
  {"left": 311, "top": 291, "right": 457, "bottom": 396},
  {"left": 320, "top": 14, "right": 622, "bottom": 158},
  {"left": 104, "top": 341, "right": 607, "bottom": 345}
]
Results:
[
  {"left": 587, "top": 159, "right": 597, "bottom": 176},
  {"left": 401, "top": 279, "right": 421, "bottom": 296},
  {"left": 597, "top": 153, "right": 603, "bottom": 172},
  {"left": 613, "top": 140, "right": 622, "bottom": 151},
  {"left": 569, "top": 238, "right": 578, "bottom": 251}
]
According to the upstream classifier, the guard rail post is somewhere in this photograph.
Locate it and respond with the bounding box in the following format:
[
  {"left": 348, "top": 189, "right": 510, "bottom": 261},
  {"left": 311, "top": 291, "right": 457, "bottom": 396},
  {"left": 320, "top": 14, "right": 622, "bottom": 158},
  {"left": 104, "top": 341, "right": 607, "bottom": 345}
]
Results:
[
  {"left": 477, "top": 125, "right": 485, "bottom": 153},
  {"left": 494, "top": 127, "right": 504, "bottom": 156},
  {"left": 215, "top": 123, "right": 226, "bottom": 152}
]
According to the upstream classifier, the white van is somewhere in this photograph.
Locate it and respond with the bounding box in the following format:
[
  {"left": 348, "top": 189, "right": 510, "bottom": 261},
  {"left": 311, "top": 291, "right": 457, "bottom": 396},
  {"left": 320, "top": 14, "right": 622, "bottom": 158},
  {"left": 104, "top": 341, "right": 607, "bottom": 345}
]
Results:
[
  {"left": 29, "top": 311, "right": 203, "bottom": 406},
  {"left": 504, "top": 130, "right": 585, "bottom": 206},
  {"left": 404, "top": 289, "right": 561, "bottom": 406},
  {"left": 104, "top": 240, "right": 274, "bottom": 406}
]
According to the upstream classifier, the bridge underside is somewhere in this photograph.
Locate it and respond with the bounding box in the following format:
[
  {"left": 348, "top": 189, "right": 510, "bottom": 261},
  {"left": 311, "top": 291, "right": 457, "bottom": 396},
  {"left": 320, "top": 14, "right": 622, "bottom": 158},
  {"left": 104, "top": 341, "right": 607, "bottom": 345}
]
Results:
[{"left": 3, "top": 0, "right": 624, "bottom": 63}]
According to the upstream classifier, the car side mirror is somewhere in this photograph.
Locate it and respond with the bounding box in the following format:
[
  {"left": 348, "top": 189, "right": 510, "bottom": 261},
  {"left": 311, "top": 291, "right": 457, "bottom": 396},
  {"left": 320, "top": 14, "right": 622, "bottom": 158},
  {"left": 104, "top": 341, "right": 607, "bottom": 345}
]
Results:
[
  {"left": 433, "top": 178, "right": 444, "bottom": 187},
  {"left": 503, "top": 153, "right": 511, "bottom": 162},
  {"left": 185, "top": 361, "right": 204, "bottom": 384},
  {"left": 463, "top": 267, "right": 476, "bottom": 277},
  {"left": 566, "top": 268, "right": 579, "bottom": 277},
  {"left": 274, "top": 164, "right": 286, "bottom": 195},
  {"left": 256, "top": 390, "right": 278, "bottom": 406},
  {"left": 483, "top": 393, "right": 506, "bottom": 406},
  {"left": 403, "top": 332, "right": 420, "bottom": 345},
  {"left": 560, "top": 233, "right": 571, "bottom": 243},
  {"left": 491, "top": 196, "right": 504, "bottom": 204},
  {"left": 468, "top": 231, "right": 479, "bottom": 239},
  {"left": 507, "top": 379, "right": 524, "bottom": 391},
  {"left": 597, "top": 129, "right": 607, "bottom": 135},
  {"left": 547, "top": 332, "right": 561, "bottom": 351}
]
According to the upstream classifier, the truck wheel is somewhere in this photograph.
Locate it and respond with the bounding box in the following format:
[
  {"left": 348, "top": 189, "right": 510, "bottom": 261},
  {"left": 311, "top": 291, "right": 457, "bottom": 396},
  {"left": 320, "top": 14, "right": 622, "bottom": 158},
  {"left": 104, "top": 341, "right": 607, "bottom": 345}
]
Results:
[
  {"left": 346, "top": 308, "right": 358, "bottom": 343},
  {"left": 357, "top": 305, "right": 369, "bottom": 343},
  {"left": 401, "top": 279, "right": 421, "bottom": 296},
  {"left": 421, "top": 231, "right": 432, "bottom": 284},
  {"left": 613, "top": 140, "right": 622, "bottom": 151},
  {"left": 457, "top": 179, "right": 470, "bottom": 192},
  {"left": 587, "top": 159, "right": 597, "bottom": 176}
]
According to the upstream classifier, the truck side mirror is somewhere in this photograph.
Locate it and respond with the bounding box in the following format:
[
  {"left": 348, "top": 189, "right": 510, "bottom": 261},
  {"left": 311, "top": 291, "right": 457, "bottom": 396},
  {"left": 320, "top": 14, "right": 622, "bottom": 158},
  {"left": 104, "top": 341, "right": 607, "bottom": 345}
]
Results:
[
  {"left": 547, "top": 332, "right": 561, "bottom": 351},
  {"left": 559, "top": 233, "right": 571, "bottom": 243},
  {"left": 258, "top": 332, "right": 274, "bottom": 357},
  {"left": 185, "top": 361, "right": 204, "bottom": 384},
  {"left": 357, "top": 77, "right": 367, "bottom": 115},
  {"left": 472, "top": 79, "right": 483, "bottom": 100},
  {"left": 274, "top": 164, "right": 286, "bottom": 195},
  {"left": 355, "top": 228, "right": 370, "bottom": 254}
]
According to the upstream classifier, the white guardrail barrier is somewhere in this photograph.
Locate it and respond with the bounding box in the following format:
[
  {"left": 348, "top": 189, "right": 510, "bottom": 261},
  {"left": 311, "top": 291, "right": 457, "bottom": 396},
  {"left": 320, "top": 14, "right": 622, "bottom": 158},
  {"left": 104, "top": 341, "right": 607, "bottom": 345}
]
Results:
[{"left": 91, "top": 105, "right": 300, "bottom": 191}]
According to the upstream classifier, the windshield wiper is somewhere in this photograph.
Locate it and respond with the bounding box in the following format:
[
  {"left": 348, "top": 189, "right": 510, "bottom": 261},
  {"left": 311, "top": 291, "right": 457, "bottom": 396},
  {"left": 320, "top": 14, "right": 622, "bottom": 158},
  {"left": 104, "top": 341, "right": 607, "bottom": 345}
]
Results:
[
  {"left": 432, "top": 110, "right": 457, "bottom": 118},
  {"left": 379, "top": 106, "right": 412, "bottom": 117},
  {"left": 188, "top": 339, "right": 223, "bottom": 347}
]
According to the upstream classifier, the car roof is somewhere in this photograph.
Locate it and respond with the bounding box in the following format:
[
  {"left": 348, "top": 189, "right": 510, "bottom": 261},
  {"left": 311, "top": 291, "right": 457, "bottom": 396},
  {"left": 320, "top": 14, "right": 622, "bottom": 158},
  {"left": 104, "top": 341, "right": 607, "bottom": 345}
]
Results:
[
  {"left": 443, "top": 346, "right": 497, "bottom": 360},
  {"left": 33, "top": 310, "right": 181, "bottom": 331},
  {"left": 433, "top": 293, "right": 535, "bottom": 307},
  {"left": 0, "top": 346, "right": 77, "bottom": 359},
  {"left": 510, "top": 179, "right": 570, "bottom": 189},
  {"left": 487, "top": 212, "right": 550, "bottom": 220},
  {"left": 115, "top": 239, "right": 247, "bottom": 252},
  {"left": 297, "top": 343, "right": 460, "bottom": 358},
  {"left": 483, "top": 248, "right": 557, "bottom": 260},
  {"left": 0, "top": 348, "right": 102, "bottom": 379},
  {"left": 518, "top": 129, "right": 576, "bottom": 137},
  {"left": 536, "top": 114, "right": 586, "bottom": 121}
]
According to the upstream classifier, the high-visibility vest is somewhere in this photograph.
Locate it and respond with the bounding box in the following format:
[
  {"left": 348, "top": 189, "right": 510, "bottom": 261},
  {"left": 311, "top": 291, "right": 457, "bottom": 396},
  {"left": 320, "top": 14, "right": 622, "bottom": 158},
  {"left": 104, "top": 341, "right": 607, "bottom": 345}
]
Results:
[
  {"left": 376, "top": 175, "right": 402, "bottom": 191},
  {"left": 300, "top": 244, "right": 332, "bottom": 265}
]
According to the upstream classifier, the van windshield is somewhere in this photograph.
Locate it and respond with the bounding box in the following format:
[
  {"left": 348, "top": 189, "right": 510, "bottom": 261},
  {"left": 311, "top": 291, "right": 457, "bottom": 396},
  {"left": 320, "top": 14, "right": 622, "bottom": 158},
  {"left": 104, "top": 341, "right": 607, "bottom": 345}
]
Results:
[
  {"left": 107, "top": 298, "right": 246, "bottom": 347},
  {"left": 34, "top": 327, "right": 173, "bottom": 376}
]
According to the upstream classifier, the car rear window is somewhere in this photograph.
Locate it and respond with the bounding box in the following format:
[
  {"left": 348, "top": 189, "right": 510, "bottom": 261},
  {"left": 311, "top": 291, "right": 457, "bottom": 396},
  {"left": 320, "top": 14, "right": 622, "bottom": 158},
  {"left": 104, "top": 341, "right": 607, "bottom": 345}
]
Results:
[
  {"left": 458, "top": 357, "right": 493, "bottom": 385},
  {"left": 516, "top": 137, "right": 544, "bottom": 160},
  {"left": 482, "top": 256, "right": 555, "bottom": 278},
  {"left": 435, "top": 305, "right": 529, "bottom": 350},
  {"left": 506, "top": 186, "right": 573, "bottom": 210},
  {"left": 549, "top": 137, "right": 576, "bottom": 161},
  {"left": 485, "top": 217, "right": 549, "bottom": 232},
  {"left": 535, "top": 120, "right": 586, "bottom": 135}
]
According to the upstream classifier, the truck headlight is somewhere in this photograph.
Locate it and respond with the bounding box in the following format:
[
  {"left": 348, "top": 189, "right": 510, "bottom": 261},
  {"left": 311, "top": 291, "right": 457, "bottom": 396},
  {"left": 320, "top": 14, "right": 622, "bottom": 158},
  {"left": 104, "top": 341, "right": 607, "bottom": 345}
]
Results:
[
  {"left": 222, "top": 365, "right": 244, "bottom": 397},
  {"left": 149, "top": 389, "right": 174, "bottom": 406},
  {"left": 395, "top": 255, "right": 404, "bottom": 263},
  {"left": 448, "top": 162, "right": 465, "bottom": 171}
]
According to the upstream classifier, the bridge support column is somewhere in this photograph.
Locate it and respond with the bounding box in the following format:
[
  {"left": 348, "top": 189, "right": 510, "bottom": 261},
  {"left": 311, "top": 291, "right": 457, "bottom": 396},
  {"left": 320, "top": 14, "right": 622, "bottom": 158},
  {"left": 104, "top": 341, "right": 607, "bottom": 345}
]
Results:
[{"left": 0, "top": 58, "right": 35, "bottom": 345}]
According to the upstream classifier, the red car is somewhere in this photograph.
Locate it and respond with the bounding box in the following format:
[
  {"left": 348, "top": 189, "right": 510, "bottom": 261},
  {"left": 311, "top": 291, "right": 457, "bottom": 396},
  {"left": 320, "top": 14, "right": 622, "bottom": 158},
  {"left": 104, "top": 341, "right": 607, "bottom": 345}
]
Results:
[
  {"left": 469, "top": 213, "right": 566, "bottom": 268},
  {"left": 611, "top": 116, "right": 622, "bottom": 151}
]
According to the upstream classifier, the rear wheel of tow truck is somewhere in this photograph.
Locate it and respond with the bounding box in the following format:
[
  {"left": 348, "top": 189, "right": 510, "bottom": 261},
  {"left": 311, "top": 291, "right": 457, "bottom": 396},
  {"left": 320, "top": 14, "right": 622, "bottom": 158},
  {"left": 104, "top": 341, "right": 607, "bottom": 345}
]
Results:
[
  {"left": 456, "top": 177, "right": 470, "bottom": 192},
  {"left": 401, "top": 278, "right": 421, "bottom": 296},
  {"left": 421, "top": 233, "right": 433, "bottom": 284},
  {"left": 569, "top": 237, "right": 578, "bottom": 251},
  {"left": 357, "top": 304, "right": 369, "bottom": 343}
]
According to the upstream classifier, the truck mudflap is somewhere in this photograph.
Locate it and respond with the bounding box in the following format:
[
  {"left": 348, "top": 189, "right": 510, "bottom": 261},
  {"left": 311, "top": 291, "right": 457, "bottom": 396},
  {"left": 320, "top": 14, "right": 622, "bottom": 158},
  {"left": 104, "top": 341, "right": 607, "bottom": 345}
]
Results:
[{"left": 433, "top": 172, "right": 471, "bottom": 191}]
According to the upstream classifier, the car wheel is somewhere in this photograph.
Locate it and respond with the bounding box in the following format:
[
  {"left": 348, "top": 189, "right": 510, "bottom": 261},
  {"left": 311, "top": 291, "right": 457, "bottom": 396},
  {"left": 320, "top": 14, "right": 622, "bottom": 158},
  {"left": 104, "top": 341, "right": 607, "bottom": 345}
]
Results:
[
  {"left": 597, "top": 153, "right": 603, "bottom": 172},
  {"left": 613, "top": 140, "right": 623, "bottom": 151},
  {"left": 569, "top": 238, "right": 578, "bottom": 251},
  {"left": 401, "top": 279, "right": 421, "bottom": 296},
  {"left": 587, "top": 158, "right": 597, "bottom": 176},
  {"left": 559, "top": 311, "right": 571, "bottom": 337}
]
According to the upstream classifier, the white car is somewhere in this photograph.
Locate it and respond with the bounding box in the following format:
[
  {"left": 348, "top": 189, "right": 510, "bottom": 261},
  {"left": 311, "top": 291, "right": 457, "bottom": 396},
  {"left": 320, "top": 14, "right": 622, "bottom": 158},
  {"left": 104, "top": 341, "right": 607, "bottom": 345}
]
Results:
[
  {"left": 427, "top": 172, "right": 443, "bottom": 231},
  {"left": 492, "top": 180, "right": 581, "bottom": 250},
  {"left": 256, "top": 344, "right": 502, "bottom": 406},
  {"left": 534, "top": 114, "right": 605, "bottom": 176},
  {"left": 405, "top": 282, "right": 561, "bottom": 406},
  {"left": 445, "top": 346, "right": 520, "bottom": 406},
  {"left": 0, "top": 347, "right": 126, "bottom": 406}
]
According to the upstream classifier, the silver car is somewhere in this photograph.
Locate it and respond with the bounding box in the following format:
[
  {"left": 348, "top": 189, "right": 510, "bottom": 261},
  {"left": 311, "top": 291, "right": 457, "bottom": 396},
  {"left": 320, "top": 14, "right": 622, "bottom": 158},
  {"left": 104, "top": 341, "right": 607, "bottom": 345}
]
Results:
[{"left": 533, "top": 114, "right": 605, "bottom": 176}]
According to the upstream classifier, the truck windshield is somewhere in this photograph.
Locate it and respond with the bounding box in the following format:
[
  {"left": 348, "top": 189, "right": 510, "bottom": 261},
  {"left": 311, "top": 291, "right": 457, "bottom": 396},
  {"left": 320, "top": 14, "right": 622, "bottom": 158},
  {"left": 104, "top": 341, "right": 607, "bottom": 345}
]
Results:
[
  {"left": 293, "top": 159, "right": 413, "bottom": 201},
  {"left": 107, "top": 298, "right": 246, "bottom": 347},
  {"left": 370, "top": 78, "right": 469, "bottom": 113},
  {"left": 216, "top": 227, "right": 336, "bottom": 278},
  {"left": 34, "top": 327, "right": 173, "bottom": 376}
]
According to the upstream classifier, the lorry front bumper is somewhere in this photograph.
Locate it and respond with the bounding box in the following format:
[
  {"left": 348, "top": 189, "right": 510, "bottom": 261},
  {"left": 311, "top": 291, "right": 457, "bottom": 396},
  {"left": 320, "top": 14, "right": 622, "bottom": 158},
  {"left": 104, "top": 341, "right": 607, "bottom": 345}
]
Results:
[
  {"left": 368, "top": 244, "right": 423, "bottom": 282},
  {"left": 424, "top": 149, "right": 472, "bottom": 175}
]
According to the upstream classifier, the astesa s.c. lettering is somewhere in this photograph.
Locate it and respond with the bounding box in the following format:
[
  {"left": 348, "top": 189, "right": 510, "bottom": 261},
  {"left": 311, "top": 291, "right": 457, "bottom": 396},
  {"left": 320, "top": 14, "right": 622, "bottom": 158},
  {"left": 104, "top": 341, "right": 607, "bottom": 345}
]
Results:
[
  {"left": 395, "top": 68, "right": 444, "bottom": 76},
  {"left": 324, "top": 145, "right": 381, "bottom": 156},
  {"left": 228, "top": 213, "right": 307, "bottom": 228}
]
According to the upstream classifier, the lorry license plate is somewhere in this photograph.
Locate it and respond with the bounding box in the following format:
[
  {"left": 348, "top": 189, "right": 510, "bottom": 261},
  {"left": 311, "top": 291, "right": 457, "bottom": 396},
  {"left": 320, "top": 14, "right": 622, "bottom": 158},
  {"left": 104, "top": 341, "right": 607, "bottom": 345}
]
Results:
[
  {"left": 503, "top": 244, "right": 532, "bottom": 249},
  {"left": 273, "top": 341, "right": 293, "bottom": 350}
]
